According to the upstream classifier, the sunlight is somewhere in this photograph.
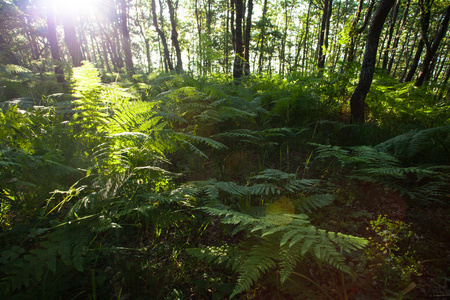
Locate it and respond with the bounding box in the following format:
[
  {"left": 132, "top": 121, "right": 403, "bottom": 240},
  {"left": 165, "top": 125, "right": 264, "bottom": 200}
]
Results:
[{"left": 46, "top": 0, "right": 101, "bottom": 16}]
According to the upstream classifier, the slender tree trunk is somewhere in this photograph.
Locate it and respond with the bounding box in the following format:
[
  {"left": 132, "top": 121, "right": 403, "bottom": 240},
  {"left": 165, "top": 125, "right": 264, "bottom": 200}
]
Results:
[
  {"left": 345, "top": 0, "right": 375, "bottom": 68},
  {"left": 331, "top": 0, "right": 342, "bottom": 71},
  {"left": 118, "top": 0, "right": 134, "bottom": 74},
  {"left": 152, "top": 0, "right": 173, "bottom": 71},
  {"left": 404, "top": 39, "right": 425, "bottom": 82},
  {"left": 63, "top": 14, "right": 83, "bottom": 67},
  {"left": 45, "top": 4, "right": 65, "bottom": 83},
  {"left": 167, "top": 0, "right": 183, "bottom": 72},
  {"left": 405, "top": 0, "right": 431, "bottom": 82},
  {"left": 99, "top": 24, "right": 120, "bottom": 71},
  {"left": 225, "top": 1, "right": 230, "bottom": 74},
  {"left": 292, "top": 31, "right": 303, "bottom": 72},
  {"left": 99, "top": 36, "right": 112, "bottom": 72},
  {"left": 92, "top": 35, "right": 106, "bottom": 70},
  {"left": 112, "top": 24, "right": 125, "bottom": 69},
  {"left": 243, "top": 0, "right": 253, "bottom": 76},
  {"left": 134, "top": 2, "right": 152, "bottom": 73},
  {"left": 433, "top": 54, "right": 447, "bottom": 82},
  {"left": 233, "top": 0, "right": 244, "bottom": 83},
  {"left": 317, "top": 0, "right": 333, "bottom": 70},
  {"left": 350, "top": 0, "right": 396, "bottom": 123},
  {"left": 388, "top": 0, "right": 410, "bottom": 73},
  {"left": 257, "top": 0, "right": 268, "bottom": 74},
  {"left": 301, "top": 0, "right": 313, "bottom": 75},
  {"left": 415, "top": 5, "right": 450, "bottom": 86},
  {"left": 205, "top": 0, "right": 213, "bottom": 73},
  {"left": 195, "top": 0, "right": 203, "bottom": 74},
  {"left": 381, "top": 0, "right": 400, "bottom": 70},
  {"left": 399, "top": 28, "right": 418, "bottom": 81}
]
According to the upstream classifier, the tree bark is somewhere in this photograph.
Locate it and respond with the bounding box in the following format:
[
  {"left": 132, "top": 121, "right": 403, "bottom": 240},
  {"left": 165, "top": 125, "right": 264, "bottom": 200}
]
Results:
[
  {"left": 404, "top": 39, "right": 424, "bottom": 82},
  {"left": 415, "top": 5, "right": 450, "bottom": 86},
  {"left": 345, "top": 0, "right": 375, "bottom": 67},
  {"left": 301, "top": 0, "right": 313, "bottom": 75},
  {"left": 225, "top": 0, "right": 230, "bottom": 74},
  {"left": 398, "top": 27, "right": 418, "bottom": 81},
  {"left": 388, "top": 0, "right": 410, "bottom": 73},
  {"left": 134, "top": 1, "right": 152, "bottom": 73},
  {"left": 167, "top": 0, "right": 183, "bottom": 72},
  {"left": 350, "top": 0, "right": 396, "bottom": 123},
  {"left": 257, "top": 0, "right": 268, "bottom": 74},
  {"left": 151, "top": 0, "right": 173, "bottom": 71},
  {"left": 63, "top": 14, "right": 83, "bottom": 67},
  {"left": 243, "top": 0, "right": 253, "bottom": 76},
  {"left": 45, "top": 4, "right": 65, "bottom": 83},
  {"left": 317, "top": 0, "right": 333, "bottom": 70},
  {"left": 118, "top": 0, "right": 134, "bottom": 74},
  {"left": 233, "top": 0, "right": 244, "bottom": 83},
  {"left": 404, "top": 0, "right": 431, "bottom": 82},
  {"left": 381, "top": 0, "right": 400, "bottom": 70}
]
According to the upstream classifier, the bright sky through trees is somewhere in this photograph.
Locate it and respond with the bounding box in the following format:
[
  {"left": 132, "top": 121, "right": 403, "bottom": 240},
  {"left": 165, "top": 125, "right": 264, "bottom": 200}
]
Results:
[{"left": 44, "top": 0, "right": 101, "bottom": 15}]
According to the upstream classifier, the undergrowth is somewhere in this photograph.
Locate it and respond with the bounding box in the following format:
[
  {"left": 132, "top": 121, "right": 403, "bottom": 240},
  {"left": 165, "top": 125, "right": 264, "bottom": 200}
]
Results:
[{"left": 0, "top": 63, "right": 448, "bottom": 299}]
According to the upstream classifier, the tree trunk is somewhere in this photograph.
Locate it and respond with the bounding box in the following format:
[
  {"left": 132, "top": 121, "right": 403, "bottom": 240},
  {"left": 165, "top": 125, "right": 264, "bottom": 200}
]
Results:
[
  {"left": 317, "top": 0, "right": 333, "bottom": 70},
  {"left": 404, "top": 39, "right": 424, "bottom": 82},
  {"left": 118, "top": 0, "right": 134, "bottom": 74},
  {"left": 398, "top": 27, "right": 418, "bottom": 81},
  {"left": 205, "top": 0, "right": 213, "bottom": 73},
  {"left": 167, "top": 0, "right": 183, "bottom": 72},
  {"left": 381, "top": 0, "right": 400, "bottom": 70},
  {"left": 388, "top": 0, "right": 410, "bottom": 73},
  {"left": 233, "top": 0, "right": 244, "bottom": 83},
  {"left": 45, "top": 4, "right": 65, "bottom": 83},
  {"left": 279, "top": 0, "right": 289, "bottom": 75},
  {"left": 415, "top": 5, "right": 450, "bottom": 86},
  {"left": 257, "top": 0, "right": 268, "bottom": 74},
  {"left": 345, "top": 0, "right": 375, "bottom": 67},
  {"left": 350, "top": 0, "right": 396, "bottom": 123},
  {"left": 243, "top": 0, "right": 253, "bottom": 76},
  {"left": 195, "top": 0, "right": 203, "bottom": 74},
  {"left": 63, "top": 14, "right": 83, "bottom": 67},
  {"left": 225, "top": 0, "right": 230, "bottom": 74},
  {"left": 134, "top": 1, "right": 152, "bottom": 73},
  {"left": 301, "top": 0, "right": 313, "bottom": 75},
  {"left": 405, "top": 0, "right": 431, "bottom": 82},
  {"left": 99, "top": 24, "right": 120, "bottom": 71},
  {"left": 151, "top": 0, "right": 173, "bottom": 71}
]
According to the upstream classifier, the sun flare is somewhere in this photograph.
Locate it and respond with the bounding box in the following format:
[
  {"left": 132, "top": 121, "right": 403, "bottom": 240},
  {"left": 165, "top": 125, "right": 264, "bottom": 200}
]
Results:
[{"left": 46, "top": 0, "right": 102, "bottom": 16}]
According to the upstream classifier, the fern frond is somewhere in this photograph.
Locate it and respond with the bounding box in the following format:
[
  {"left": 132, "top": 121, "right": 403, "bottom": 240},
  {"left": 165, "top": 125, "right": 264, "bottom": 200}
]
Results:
[
  {"left": 1, "top": 64, "right": 32, "bottom": 75},
  {"left": 296, "top": 194, "right": 335, "bottom": 213},
  {"left": 176, "top": 132, "right": 227, "bottom": 150},
  {"left": 231, "top": 240, "right": 278, "bottom": 298},
  {"left": 376, "top": 126, "right": 450, "bottom": 164},
  {"left": 200, "top": 204, "right": 259, "bottom": 228}
]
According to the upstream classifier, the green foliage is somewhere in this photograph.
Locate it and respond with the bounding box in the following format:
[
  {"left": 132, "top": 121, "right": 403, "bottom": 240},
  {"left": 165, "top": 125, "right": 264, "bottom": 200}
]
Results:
[
  {"left": 0, "top": 64, "right": 32, "bottom": 100},
  {"left": 365, "top": 215, "right": 422, "bottom": 295},
  {"left": 192, "top": 202, "right": 367, "bottom": 298},
  {"left": 312, "top": 142, "right": 450, "bottom": 205},
  {"left": 186, "top": 168, "right": 366, "bottom": 298},
  {"left": 375, "top": 126, "right": 450, "bottom": 165},
  {"left": 1, "top": 65, "right": 448, "bottom": 299},
  {"left": 367, "top": 75, "right": 450, "bottom": 127}
]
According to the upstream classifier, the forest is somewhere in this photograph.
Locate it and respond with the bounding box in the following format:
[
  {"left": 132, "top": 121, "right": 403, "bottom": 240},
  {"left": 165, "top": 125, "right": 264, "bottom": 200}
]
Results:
[{"left": 0, "top": 0, "right": 449, "bottom": 298}]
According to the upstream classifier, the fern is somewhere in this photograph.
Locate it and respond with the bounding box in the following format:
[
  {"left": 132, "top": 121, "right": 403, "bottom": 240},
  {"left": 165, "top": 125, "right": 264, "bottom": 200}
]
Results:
[
  {"left": 297, "top": 193, "right": 335, "bottom": 213},
  {"left": 375, "top": 126, "right": 450, "bottom": 164},
  {"left": 0, "top": 64, "right": 32, "bottom": 75},
  {"left": 185, "top": 167, "right": 365, "bottom": 297},
  {"left": 192, "top": 203, "right": 367, "bottom": 298},
  {"left": 312, "top": 142, "right": 449, "bottom": 204}
]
